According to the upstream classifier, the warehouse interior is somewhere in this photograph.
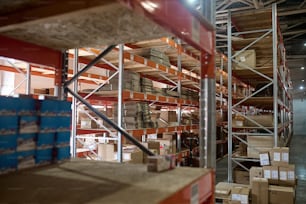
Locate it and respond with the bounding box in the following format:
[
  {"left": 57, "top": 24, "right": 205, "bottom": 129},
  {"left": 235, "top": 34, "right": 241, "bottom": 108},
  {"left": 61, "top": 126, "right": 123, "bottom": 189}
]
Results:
[{"left": 0, "top": 0, "right": 305, "bottom": 203}]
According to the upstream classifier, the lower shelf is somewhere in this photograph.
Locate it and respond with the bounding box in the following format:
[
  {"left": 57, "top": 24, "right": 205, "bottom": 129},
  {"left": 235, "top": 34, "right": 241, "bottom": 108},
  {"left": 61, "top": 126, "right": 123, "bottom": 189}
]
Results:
[{"left": 0, "top": 160, "right": 214, "bottom": 204}]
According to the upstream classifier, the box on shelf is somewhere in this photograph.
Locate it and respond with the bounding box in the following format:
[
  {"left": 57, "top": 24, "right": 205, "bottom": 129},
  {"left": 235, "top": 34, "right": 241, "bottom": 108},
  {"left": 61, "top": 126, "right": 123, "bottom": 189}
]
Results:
[
  {"left": 160, "top": 111, "right": 177, "bottom": 123},
  {"left": 269, "top": 185, "right": 295, "bottom": 204},
  {"left": 233, "top": 49, "right": 256, "bottom": 70},
  {"left": 234, "top": 168, "right": 249, "bottom": 185},
  {"left": 231, "top": 186, "right": 250, "bottom": 204},
  {"left": 147, "top": 155, "right": 176, "bottom": 172},
  {"left": 249, "top": 167, "right": 263, "bottom": 186},
  {"left": 263, "top": 166, "right": 279, "bottom": 185},
  {"left": 98, "top": 143, "right": 115, "bottom": 161},
  {"left": 247, "top": 136, "right": 273, "bottom": 158},
  {"left": 279, "top": 165, "right": 296, "bottom": 187},
  {"left": 259, "top": 151, "right": 270, "bottom": 166},
  {"left": 244, "top": 115, "right": 273, "bottom": 127},
  {"left": 17, "top": 133, "right": 36, "bottom": 151},
  {"left": 151, "top": 138, "right": 176, "bottom": 155},
  {"left": 251, "top": 178, "right": 268, "bottom": 204},
  {"left": 215, "top": 182, "right": 232, "bottom": 199},
  {"left": 270, "top": 147, "right": 289, "bottom": 166}
]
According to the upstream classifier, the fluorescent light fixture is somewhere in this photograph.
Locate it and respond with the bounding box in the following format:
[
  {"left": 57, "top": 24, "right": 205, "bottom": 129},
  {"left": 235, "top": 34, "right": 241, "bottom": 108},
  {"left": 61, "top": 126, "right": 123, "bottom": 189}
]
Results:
[
  {"left": 300, "top": 86, "right": 304, "bottom": 90},
  {"left": 304, "top": 42, "right": 306, "bottom": 46},
  {"left": 186, "top": 0, "right": 197, "bottom": 4},
  {"left": 302, "top": 79, "right": 305, "bottom": 82},
  {"left": 301, "top": 67, "right": 305, "bottom": 70}
]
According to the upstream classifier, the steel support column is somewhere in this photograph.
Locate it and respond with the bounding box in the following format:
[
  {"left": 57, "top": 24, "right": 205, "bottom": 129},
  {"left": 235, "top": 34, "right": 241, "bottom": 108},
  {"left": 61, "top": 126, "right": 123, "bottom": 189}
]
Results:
[
  {"left": 71, "top": 49, "right": 78, "bottom": 158},
  {"left": 26, "top": 64, "right": 31, "bottom": 95},
  {"left": 117, "top": 44, "right": 124, "bottom": 163},
  {"left": 272, "top": 3, "right": 278, "bottom": 147},
  {"left": 177, "top": 39, "right": 182, "bottom": 158},
  {"left": 227, "top": 11, "right": 233, "bottom": 183}
]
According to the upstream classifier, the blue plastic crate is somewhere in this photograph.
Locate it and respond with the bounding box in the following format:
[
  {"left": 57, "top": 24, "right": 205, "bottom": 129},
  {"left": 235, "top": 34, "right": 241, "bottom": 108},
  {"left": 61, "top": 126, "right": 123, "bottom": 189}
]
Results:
[
  {"left": 55, "top": 132, "right": 70, "bottom": 145},
  {"left": 39, "top": 116, "right": 58, "bottom": 132},
  {"left": 0, "top": 96, "right": 19, "bottom": 115},
  {"left": 0, "top": 152, "right": 17, "bottom": 172},
  {"left": 57, "top": 116, "right": 71, "bottom": 130},
  {"left": 0, "top": 116, "right": 18, "bottom": 134},
  {"left": 37, "top": 132, "right": 55, "bottom": 147},
  {"left": 0, "top": 134, "right": 17, "bottom": 152},
  {"left": 18, "top": 98, "right": 36, "bottom": 115},
  {"left": 56, "top": 146, "right": 70, "bottom": 161},
  {"left": 36, "top": 148, "right": 53, "bottom": 164},
  {"left": 19, "top": 116, "right": 39, "bottom": 134},
  {"left": 57, "top": 100, "right": 71, "bottom": 116},
  {"left": 39, "top": 99, "right": 58, "bottom": 115},
  {"left": 17, "top": 133, "right": 36, "bottom": 151}
]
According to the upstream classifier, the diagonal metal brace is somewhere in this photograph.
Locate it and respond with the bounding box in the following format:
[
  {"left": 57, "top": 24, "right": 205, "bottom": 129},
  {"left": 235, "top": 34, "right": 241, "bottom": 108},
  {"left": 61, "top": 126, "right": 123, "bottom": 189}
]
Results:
[
  {"left": 66, "top": 87, "right": 155, "bottom": 156},
  {"left": 65, "top": 45, "right": 116, "bottom": 87}
]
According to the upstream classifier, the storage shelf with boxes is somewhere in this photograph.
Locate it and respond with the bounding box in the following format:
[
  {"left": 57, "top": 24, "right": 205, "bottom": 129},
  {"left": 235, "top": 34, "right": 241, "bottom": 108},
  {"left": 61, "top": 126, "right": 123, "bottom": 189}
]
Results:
[{"left": 227, "top": 5, "right": 293, "bottom": 185}]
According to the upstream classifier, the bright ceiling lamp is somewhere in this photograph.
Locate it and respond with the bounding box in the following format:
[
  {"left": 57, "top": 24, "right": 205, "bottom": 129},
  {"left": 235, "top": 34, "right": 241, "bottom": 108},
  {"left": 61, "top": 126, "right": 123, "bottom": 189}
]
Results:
[
  {"left": 186, "top": 0, "right": 197, "bottom": 5},
  {"left": 301, "top": 66, "right": 305, "bottom": 70},
  {"left": 300, "top": 86, "right": 304, "bottom": 90}
]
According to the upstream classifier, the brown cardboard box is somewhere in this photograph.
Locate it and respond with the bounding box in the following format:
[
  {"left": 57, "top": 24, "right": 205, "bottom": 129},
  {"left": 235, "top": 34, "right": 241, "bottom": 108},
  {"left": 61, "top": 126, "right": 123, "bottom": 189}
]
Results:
[
  {"left": 263, "top": 166, "right": 279, "bottom": 185},
  {"left": 147, "top": 155, "right": 175, "bottom": 172},
  {"left": 234, "top": 49, "right": 256, "bottom": 70},
  {"left": 249, "top": 167, "right": 263, "bottom": 186},
  {"left": 160, "top": 111, "right": 177, "bottom": 123},
  {"left": 231, "top": 187, "right": 249, "bottom": 204},
  {"left": 279, "top": 165, "right": 296, "bottom": 186},
  {"left": 270, "top": 147, "right": 289, "bottom": 166},
  {"left": 244, "top": 115, "right": 273, "bottom": 127},
  {"left": 259, "top": 152, "right": 270, "bottom": 166},
  {"left": 247, "top": 136, "right": 273, "bottom": 158},
  {"left": 215, "top": 182, "right": 231, "bottom": 199},
  {"left": 234, "top": 167, "right": 249, "bottom": 185},
  {"left": 98, "top": 144, "right": 115, "bottom": 161},
  {"left": 269, "top": 185, "right": 295, "bottom": 204},
  {"left": 251, "top": 178, "right": 268, "bottom": 204}
]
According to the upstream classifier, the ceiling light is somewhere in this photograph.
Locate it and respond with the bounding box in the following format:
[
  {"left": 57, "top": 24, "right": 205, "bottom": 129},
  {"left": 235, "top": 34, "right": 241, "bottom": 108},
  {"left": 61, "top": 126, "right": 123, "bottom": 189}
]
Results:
[
  {"left": 301, "top": 67, "right": 305, "bottom": 70},
  {"left": 304, "top": 42, "right": 306, "bottom": 46},
  {"left": 300, "top": 86, "right": 304, "bottom": 90},
  {"left": 302, "top": 80, "right": 305, "bottom": 82},
  {"left": 186, "top": 0, "right": 197, "bottom": 5}
]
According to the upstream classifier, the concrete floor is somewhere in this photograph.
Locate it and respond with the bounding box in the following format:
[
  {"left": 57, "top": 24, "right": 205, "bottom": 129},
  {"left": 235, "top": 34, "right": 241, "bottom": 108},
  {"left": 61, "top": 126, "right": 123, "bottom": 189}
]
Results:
[{"left": 216, "top": 134, "right": 306, "bottom": 204}]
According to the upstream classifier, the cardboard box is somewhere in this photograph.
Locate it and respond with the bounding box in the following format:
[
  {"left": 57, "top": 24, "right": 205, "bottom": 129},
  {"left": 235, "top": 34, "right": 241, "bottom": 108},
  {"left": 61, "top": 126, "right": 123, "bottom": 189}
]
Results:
[
  {"left": 263, "top": 166, "right": 279, "bottom": 185},
  {"left": 279, "top": 165, "right": 296, "bottom": 186},
  {"left": 259, "top": 152, "right": 270, "bottom": 166},
  {"left": 234, "top": 167, "right": 250, "bottom": 185},
  {"left": 249, "top": 167, "right": 263, "bottom": 186},
  {"left": 234, "top": 49, "right": 256, "bottom": 70},
  {"left": 247, "top": 136, "right": 273, "bottom": 158},
  {"left": 160, "top": 111, "right": 177, "bottom": 123},
  {"left": 147, "top": 155, "right": 175, "bottom": 172},
  {"left": 231, "top": 187, "right": 249, "bottom": 204},
  {"left": 251, "top": 178, "right": 268, "bottom": 204},
  {"left": 98, "top": 144, "right": 115, "bottom": 161},
  {"left": 215, "top": 182, "right": 232, "bottom": 199},
  {"left": 244, "top": 115, "right": 273, "bottom": 127},
  {"left": 269, "top": 185, "right": 295, "bottom": 204},
  {"left": 270, "top": 147, "right": 289, "bottom": 166}
]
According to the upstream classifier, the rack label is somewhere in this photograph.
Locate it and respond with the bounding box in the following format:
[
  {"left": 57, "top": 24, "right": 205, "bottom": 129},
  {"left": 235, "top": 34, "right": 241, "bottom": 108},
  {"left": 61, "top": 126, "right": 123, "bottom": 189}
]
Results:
[{"left": 190, "top": 182, "right": 199, "bottom": 204}]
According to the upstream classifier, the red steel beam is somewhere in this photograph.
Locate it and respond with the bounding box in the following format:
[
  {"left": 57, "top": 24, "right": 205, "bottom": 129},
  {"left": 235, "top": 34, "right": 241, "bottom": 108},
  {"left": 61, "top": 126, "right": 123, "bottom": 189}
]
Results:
[
  {"left": 119, "top": 0, "right": 214, "bottom": 55},
  {"left": 0, "top": 35, "right": 62, "bottom": 69}
]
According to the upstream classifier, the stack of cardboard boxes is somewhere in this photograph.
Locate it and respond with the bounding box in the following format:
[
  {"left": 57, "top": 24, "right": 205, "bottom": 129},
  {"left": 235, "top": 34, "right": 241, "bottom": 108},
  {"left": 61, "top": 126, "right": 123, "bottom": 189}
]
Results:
[{"left": 250, "top": 147, "right": 296, "bottom": 204}]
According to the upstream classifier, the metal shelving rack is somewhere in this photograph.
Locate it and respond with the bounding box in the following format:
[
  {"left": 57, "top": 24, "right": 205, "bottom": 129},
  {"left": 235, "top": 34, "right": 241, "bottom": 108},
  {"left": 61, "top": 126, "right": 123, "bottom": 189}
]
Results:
[
  {"left": 0, "top": 1, "right": 217, "bottom": 202},
  {"left": 226, "top": 4, "right": 293, "bottom": 182}
]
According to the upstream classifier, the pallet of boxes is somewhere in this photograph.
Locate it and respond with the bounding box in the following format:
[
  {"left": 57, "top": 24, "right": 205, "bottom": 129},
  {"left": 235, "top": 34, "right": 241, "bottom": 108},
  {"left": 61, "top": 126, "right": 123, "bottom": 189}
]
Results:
[{"left": 250, "top": 147, "right": 296, "bottom": 204}]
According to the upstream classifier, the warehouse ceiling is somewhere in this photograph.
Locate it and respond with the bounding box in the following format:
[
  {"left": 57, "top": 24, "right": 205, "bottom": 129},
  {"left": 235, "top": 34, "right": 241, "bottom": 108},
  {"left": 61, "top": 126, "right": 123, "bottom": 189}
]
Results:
[{"left": 215, "top": 0, "right": 306, "bottom": 99}]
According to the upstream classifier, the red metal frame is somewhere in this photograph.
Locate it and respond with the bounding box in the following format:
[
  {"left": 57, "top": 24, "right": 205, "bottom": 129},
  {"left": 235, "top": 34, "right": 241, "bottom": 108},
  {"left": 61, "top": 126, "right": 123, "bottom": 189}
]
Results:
[{"left": 119, "top": 0, "right": 214, "bottom": 55}]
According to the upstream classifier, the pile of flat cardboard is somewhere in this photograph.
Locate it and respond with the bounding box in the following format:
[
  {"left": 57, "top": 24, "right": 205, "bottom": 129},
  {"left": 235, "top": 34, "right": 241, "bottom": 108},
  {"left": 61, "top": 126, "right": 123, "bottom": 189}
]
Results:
[
  {"left": 99, "top": 70, "right": 141, "bottom": 92},
  {"left": 114, "top": 102, "right": 155, "bottom": 129},
  {"left": 149, "top": 48, "right": 171, "bottom": 67},
  {"left": 141, "top": 77, "right": 153, "bottom": 93}
]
